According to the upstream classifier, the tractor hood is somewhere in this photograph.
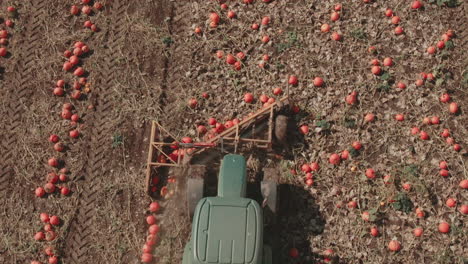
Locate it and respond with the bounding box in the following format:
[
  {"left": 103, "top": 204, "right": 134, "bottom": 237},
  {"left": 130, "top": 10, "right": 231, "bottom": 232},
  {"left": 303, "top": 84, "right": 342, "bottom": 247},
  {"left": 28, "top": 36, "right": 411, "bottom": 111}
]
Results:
[{"left": 191, "top": 197, "right": 263, "bottom": 264}]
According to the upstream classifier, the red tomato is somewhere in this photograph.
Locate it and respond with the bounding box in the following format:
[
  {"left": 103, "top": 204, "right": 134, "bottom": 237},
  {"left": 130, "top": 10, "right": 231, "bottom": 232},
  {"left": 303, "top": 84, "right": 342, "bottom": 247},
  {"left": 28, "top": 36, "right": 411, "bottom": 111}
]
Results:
[
  {"left": 310, "top": 162, "right": 319, "bottom": 171},
  {"left": 81, "top": 6, "right": 93, "bottom": 15},
  {"left": 251, "top": 23, "right": 259, "bottom": 30},
  {"left": 413, "top": 227, "right": 423, "bottom": 237},
  {"left": 361, "top": 211, "right": 370, "bottom": 221},
  {"left": 419, "top": 131, "right": 429, "bottom": 140},
  {"left": 391, "top": 16, "right": 400, "bottom": 24},
  {"left": 370, "top": 227, "right": 379, "bottom": 237},
  {"left": 61, "top": 187, "right": 70, "bottom": 196},
  {"left": 402, "top": 182, "right": 411, "bottom": 191},
  {"left": 440, "top": 128, "right": 450, "bottom": 138},
  {"left": 345, "top": 91, "right": 357, "bottom": 105},
  {"left": 188, "top": 98, "right": 197, "bottom": 109},
  {"left": 341, "top": 150, "right": 349, "bottom": 160},
  {"left": 330, "top": 12, "right": 340, "bottom": 21},
  {"left": 236, "top": 52, "right": 246, "bottom": 60},
  {"left": 331, "top": 32, "right": 341, "bottom": 41},
  {"left": 0, "top": 30, "right": 7, "bottom": 38},
  {"left": 364, "top": 113, "right": 375, "bottom": 122},
  {"left": 352, "top": 141, "right": 362, "bottom": 150},
  {"left": 288, "top": 75, "right": 298, "bottom": 85},
  {"left": 141, "top": 253, "right": 153, "bottom": 263},
  {"left": 197, "top": 125, "right": 207, "bottom": 134},
  {"left": 49, "top": 216, "right": 60, "bottom": 226},
  {"left": 261, "top": 16, "right": 270, "bottom": 25},
  {"left": 34, "top": 232, "right": 45, "bottom": 241},
  {"left": 70, "top": 130, "right": 80, "bottom": 138},
  {"left": 35, "top": 187, "right": 46, "bottom": 197},
  {"left": 146, "top": 215, "right": 156, "bottom": 225},
  {"left": 365, "top": 168, "right": 376, "bottom": 179},
  {"left": 208, "top": 118, "right": 217, "bottom": 126},
  {"left": 459, "top": 205, "right": 468, "bottom": 214},
  {"left": 244, "top": 93, "right": 254, "bottom": 103},
  {"left": 446, "top": 198, "right": 456, "bottom": 208},
  {"left": 388, "top": 240, "right": 401, "bottom": 252},
  {"left": 262, "top": 35, "right": 270, "bottom": 43},
  {"left": 397, "top": 82, "right": 406, "bottom": 89},
  {"left": 94, "top": 2, "right": 103, "bottom": 10},
  {"left": 149, "top": 202, "right": 160, "bottom": 213},
  {"left": 63, "top": 62, "right": 73, "bottom": 71},
  {"left": 394, "top": 26, "right": 404, "bottom": 35},
  {"left": 411, "top": 0, "right": 423, "bottom": 9},
  {"left": 44, "top": 246, "right": 54, "bottom": 256},
  {"left": 273, "top": 87, "right": 283, "bottom": 95},
  {"left": 71, "top": 90, "right": 82, "bottom": 100},
  {"left": 53, "top": 143, "right": 65, "bottom": 152},
  {"left": 437, "top": 41, "right": 445, "bottom": 49},
  {"left": 149, "top": 224, "right": 160, "bottom": 235},
  {"left": 383, "top": 57, "right": 393, "bottom": 66},
  {"left": 210, "top": 12, "right": 220, "bottom": 24},
  {"left": 321, "top": 23, "right": 330, "bottom": 32},
  {"left": 385, "top": 9, "right": 393, "bottom": 17},
  {"left": 84, "top": 20, "right": 93, "bottom": 28},
  {"left": 313, "top": 77, "right": 324, "bottom": 87},
  {"left": 48, "top": 158, "right": 59, "bottom": 167},
  {"left": 438, "top": 222, "right": 450, "bottom": 233},
  {"left": 301, "top": 164, "right": 311, "bottom": 173},
  {"left": 73, "top": 67, "right": 85, "bottom": 77},
  {"left": 289, "top": 248, "right": 299, "bottom": 258},
  {"left": 368, "top": 46, "right": 377, "bottom": 53},
  {"left": 371, "top": 66, "right": 381, "bottom": 75},
  {"left": 226, "top": 54, "right": 236, "bottom": 65},
  {"left": 49, "top": 134, "right": 59, "bottom": 143},
  {"left": 227, "top": 11, "right": 236, "bottom": 19},
  {"left": 299, "top": 125, "right": 309, "bottom": 135},
  {"left": 440, "top": 93, "right": 450, "bottom": 103},
  {"left": 40, "top": 213, "right": 50, "bottom": 223},
  {"left": 427, "top": 46, "right": 436, "bottom": 54},
  {"left": 329, "top": 153, "right": 341, "bottom": 165},
  {"left": 347, "top": 200, "right": 357, "bottom": 208},
  {"left": 395, "top": 114, "right": 404, "bottom": 121},
  {"left": 449, "top": 102, "right": 458, "bottom": 114},
  {"left": 459, "top": 179, "right": 468, "bottom": 189}
]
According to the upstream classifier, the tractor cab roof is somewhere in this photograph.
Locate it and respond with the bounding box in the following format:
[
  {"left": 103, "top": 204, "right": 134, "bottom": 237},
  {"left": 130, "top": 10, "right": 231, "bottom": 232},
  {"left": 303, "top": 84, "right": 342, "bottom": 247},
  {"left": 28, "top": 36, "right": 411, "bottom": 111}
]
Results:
[{"left": 190, "top": 196, "right": 263, "bottom": 264}]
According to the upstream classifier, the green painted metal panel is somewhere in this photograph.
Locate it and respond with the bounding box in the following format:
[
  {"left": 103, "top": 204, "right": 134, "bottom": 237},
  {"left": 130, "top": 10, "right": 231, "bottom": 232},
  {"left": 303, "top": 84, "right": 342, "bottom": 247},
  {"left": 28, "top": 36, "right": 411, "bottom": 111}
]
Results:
[
  {"left": 218, "top": 154, "right": 247, "bottom": 198},
  {"left": 192, "top": 197, "right": 262, "bottom": 264}
]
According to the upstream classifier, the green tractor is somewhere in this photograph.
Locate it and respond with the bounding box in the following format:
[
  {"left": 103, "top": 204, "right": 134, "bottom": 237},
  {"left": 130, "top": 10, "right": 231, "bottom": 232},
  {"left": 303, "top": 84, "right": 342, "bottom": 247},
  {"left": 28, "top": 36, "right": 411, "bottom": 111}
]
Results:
[{"left": 182, "top": 154, "right": 276, "bottom": 264}]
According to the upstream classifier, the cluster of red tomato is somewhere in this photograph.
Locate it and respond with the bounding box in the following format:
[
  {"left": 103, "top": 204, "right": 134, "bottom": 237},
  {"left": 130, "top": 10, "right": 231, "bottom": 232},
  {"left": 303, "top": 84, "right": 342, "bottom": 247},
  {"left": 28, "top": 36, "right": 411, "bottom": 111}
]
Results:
[
  {"left": 320, "top": 4, "right": 343, "bottom": 41},
  {"left": 34, "top": 40, "right": 93, "bottom": 201},
  {"left": 31, "top": 1, "right": 103, "bottom": 263},
  {"left": 0, "top": 6, "right": 16, "bottom": 58},
  {"left": 141, "top": 202, "right": 161, "bottom": 263},
  {"left": 70, "top": 0, "right": 103, "bottom": 32},
  {"left": 31, "top": 214, "right": 61, "bottom": 264}
]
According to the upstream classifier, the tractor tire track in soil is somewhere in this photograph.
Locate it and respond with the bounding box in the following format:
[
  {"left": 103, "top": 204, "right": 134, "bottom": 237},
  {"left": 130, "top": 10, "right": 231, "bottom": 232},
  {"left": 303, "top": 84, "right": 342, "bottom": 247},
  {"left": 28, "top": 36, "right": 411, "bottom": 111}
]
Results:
[
  {"left": 0, "top": 0, "right": 48, "bottom": 200},
  {"left": 62, "top": 1, "right": 135, "bottom": 263}
]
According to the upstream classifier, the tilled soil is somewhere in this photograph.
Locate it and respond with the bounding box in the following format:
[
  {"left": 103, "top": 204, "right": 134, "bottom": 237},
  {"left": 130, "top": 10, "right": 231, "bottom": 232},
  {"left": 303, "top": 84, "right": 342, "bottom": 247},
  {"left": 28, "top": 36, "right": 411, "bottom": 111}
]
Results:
[{"left": 0, "top": 1, "right": 467, "bottom": 264}]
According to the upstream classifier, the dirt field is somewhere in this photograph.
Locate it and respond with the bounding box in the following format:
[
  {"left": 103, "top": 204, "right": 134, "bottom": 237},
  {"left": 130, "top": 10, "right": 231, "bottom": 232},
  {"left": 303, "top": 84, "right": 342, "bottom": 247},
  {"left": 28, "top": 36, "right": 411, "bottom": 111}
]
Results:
[{"left": 0, "top": 0, "right": 467, "bottom": 264}]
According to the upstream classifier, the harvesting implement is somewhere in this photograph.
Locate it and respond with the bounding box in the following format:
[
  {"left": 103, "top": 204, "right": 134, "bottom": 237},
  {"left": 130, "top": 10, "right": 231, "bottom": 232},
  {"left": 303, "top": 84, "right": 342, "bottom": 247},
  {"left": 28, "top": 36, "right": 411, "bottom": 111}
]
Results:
[{"left": 145, "top": 96, "right": 290, "bottom": 196}]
